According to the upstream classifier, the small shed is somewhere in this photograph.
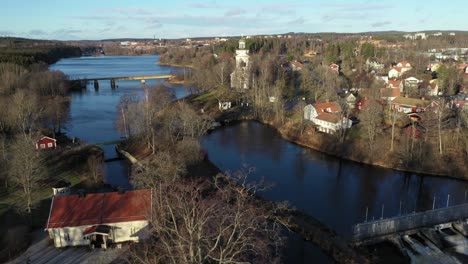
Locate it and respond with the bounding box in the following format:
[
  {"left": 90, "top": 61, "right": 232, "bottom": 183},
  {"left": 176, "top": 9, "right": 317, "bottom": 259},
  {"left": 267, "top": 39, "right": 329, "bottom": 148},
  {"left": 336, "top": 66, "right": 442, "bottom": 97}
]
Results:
[{"left": 36, "top": 136, "right": 57, "bottom": 150}]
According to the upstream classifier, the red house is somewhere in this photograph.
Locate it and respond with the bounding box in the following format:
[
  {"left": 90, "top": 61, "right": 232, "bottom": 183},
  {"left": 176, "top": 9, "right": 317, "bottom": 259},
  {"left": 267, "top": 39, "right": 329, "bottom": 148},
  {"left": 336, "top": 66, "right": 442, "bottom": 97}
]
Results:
[{"left": 36, "top": 136, "right": 57, "bottom": 150}]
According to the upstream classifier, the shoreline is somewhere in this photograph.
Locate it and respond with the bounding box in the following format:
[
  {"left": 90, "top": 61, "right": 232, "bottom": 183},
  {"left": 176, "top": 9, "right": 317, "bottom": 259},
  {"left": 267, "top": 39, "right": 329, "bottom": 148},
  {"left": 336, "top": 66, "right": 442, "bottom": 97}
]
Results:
[
  {"left": 214, "top": 115, "right": 467, "bottom": 181},
  {"left": 118, "top": 140, "right": 370, "bottom": 264},
  {"left": 155, "top": 62, "right": 467, "bottom": 180},
  {"left": 157, "top": 61, "right": 193, "bottom": 68}
]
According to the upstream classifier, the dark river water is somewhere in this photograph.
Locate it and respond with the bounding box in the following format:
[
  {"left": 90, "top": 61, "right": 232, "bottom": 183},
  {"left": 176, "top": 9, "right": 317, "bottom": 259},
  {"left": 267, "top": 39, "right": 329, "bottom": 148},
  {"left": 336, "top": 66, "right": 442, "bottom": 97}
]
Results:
[
  {"left": 50, "top": 55, "right": 189, "bottom": 189},
  {"left": 202, "top": 121, "right": 468, "bottom": 237},
  {"left": 51, "top": 55, "right": 467, "bottom": 263}
]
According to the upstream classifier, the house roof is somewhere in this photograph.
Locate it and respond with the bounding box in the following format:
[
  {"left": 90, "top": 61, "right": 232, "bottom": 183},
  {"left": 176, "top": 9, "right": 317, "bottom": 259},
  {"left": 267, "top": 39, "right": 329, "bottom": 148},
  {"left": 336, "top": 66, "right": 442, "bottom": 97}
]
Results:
[
  {"left": 388, "top": 79, "right": 402, "bottom": 87},
  {"left": 389, "top": 67, "right": 403, "bottom": 73},
  {"left": 316, "top": 112, "right": 341, "bottom": 124},
  {"left": 380, "top": 88, "right": 401, "bottom": 98},
  {"left": 313, "top": 102, "right": 342, "bottom": 113},
  {"left": 37, "top": 136, "right": 56, "bottom": 142},
  {"left": 83, "top": 225, "right": 111, "bottom": 236},
  {"left": 428, "top": 82, "right": 438, "bottom": 90},
  {"left": 391, "top": 96, "right": 431, "bottom": 107},
  {"left": 45, "top": 189, "right": 151, "bottom": 229},
  {"left": 398, "top": 61, "right": 411, "bottom": 67}
]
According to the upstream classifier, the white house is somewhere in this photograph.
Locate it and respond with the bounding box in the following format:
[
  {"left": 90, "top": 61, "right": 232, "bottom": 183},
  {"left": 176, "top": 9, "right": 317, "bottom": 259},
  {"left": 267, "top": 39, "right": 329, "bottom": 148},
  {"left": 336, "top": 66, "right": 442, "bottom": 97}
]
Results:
[
  {"left": 388, "top": 67, "right": 403, "bottom": 78},
  {"left": 396, "top": 61, "right": 412, "bottom": 71},
  {"left": 345, "top": 93, "right": 357, "bottom": 108},
  {"left": 427, "top": 81, "right": 439, "bottom": 96},
  {"left": 404, "top": 77, "right": 422, "bottom": 89},
  {"left": 45, "top": 189, "right": 151, "bottom": 249},
  {"left": 387, "top": 79, "right": 403, "bottom": 92},
  {"left": 366, "top": 58, "right": 385, "bottom": 71},
  {"left": 304, "top": 102, "right": 352, "bottom": 134}
]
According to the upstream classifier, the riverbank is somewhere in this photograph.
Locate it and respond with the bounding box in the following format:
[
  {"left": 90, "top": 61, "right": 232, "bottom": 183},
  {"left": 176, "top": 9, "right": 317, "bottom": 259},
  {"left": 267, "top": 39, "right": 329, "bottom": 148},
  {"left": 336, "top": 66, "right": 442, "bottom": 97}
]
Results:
[
  {"left": 0, "top": 139, "right": 108, "bottom": 262},
  {"left": 118, "top": 138, "right": 370, "bottom": 263},
  {"left": 157, "top": 61, "right": 193, "bottom": 68},
  {"left": 202, "top": 102, "right": 467, "bottom": 180}
]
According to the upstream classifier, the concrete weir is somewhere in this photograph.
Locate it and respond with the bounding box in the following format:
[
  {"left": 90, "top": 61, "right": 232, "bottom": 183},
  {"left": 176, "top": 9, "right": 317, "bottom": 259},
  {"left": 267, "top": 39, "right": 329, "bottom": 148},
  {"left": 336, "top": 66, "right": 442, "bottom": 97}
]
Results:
[
  {"left": 353, "top": 203, "right": 468, "bottom": 241},
  {"left": 353, "top": 206, "right": 468, "bottom": 263}
]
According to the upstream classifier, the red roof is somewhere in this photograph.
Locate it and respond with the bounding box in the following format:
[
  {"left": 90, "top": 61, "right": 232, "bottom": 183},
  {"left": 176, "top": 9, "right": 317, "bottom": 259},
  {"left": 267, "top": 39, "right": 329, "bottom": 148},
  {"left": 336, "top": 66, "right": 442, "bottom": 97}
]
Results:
[
  {"left": 316, "top": 112, "right": 341, "bottom": 123},
  {"left": 390, "top": 67, "right": 403, "bottom": 73},
  {"left": 313, "top": 102, "right": 342, "bottom": 113},
  {"left": 397, "top": 61, "right": 411, "bottom": 68},
  {"left": 387, "top": 79, "right": 402, "bottom": 88},
  {"left": 380, "top": 88, "right": 401, "bottom": 98},
  {"left": 45, "top": 189, "right": 151, "bottom": 229}
]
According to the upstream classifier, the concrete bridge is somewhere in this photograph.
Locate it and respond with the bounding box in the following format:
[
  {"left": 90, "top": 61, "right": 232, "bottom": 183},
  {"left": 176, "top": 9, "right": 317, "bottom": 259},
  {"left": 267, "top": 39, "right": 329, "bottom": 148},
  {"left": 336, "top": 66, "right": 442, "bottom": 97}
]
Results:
[
  {"left": 72, "top": 74, "right": 174, "bottom": 89},
  {"left": 352, "top": 203, "right": 468, "bottom": 243}
]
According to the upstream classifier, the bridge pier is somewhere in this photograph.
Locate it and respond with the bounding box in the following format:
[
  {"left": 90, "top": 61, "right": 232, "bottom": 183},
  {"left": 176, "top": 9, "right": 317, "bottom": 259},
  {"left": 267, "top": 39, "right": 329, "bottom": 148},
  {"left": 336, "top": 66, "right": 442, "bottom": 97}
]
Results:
[
  {"left": 110, "top": 79, "right": 116, "bottom": 89},
  {"left": 94, "top": 80, "right": 99, "bottom": 90}
]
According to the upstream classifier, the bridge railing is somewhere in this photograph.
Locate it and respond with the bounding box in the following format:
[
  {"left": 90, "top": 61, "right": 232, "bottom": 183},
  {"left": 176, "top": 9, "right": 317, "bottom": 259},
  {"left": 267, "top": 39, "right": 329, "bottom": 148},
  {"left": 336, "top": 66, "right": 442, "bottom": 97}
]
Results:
[{"left": 353, "top": 203, "right": 468, "bottom": 241}]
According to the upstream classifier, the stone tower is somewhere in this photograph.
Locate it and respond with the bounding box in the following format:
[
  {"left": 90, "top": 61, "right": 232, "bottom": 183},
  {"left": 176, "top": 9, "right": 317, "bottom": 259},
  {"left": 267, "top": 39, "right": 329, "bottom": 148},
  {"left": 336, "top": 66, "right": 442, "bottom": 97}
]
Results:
[{"left": 230, "top": 39, "right": 250, "bottom": 89}]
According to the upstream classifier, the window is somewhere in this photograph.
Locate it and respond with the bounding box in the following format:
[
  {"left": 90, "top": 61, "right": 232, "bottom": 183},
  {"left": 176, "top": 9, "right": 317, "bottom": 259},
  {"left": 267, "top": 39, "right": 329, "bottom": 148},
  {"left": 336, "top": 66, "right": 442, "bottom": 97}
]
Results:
[
  {"left": 130, "top": 227, "right": 136, "bottom": 235},
  {"left": 64, "top": 233, "right": 71, "bottom": 241},
  {"left": 40, "top": 144, "right": 46, "bottom": 149},
  {"left": 48, "top": 143, "right": 53, "bottom": 147}
]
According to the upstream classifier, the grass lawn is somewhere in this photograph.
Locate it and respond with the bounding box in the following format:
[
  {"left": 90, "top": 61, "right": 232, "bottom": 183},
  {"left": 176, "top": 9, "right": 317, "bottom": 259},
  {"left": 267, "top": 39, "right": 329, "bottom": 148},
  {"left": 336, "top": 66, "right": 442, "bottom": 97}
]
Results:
[{"left": 192, "top": 91, "right": 214, "bottom": 101}]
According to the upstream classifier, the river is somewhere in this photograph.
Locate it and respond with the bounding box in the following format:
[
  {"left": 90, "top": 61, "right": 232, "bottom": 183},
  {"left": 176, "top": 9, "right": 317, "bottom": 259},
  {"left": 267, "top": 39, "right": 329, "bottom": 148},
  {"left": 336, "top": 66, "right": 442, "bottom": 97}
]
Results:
[
  {"left": 50, "top": 55, "right": 189, "bottom": 189},
  {"left": 51, "top": 55, "right": 467, "bottom": 263},
  {"left": 202, "top": 121, "right": 468, "bottom": 237}
]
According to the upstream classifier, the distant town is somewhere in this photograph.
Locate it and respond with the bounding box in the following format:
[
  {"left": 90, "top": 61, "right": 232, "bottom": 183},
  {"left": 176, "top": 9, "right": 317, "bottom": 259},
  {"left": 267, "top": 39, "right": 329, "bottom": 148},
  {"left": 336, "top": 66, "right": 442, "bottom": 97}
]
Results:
[{"left": 0, "top": 28, "right": 467, "bottom": 264}]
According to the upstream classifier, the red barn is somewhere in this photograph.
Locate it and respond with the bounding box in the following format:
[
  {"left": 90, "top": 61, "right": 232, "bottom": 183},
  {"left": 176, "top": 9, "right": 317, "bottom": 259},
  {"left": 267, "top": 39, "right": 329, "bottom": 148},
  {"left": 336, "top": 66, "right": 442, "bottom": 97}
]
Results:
[{"left": 36, "top": 136, "right": 57, "bottom": 150}]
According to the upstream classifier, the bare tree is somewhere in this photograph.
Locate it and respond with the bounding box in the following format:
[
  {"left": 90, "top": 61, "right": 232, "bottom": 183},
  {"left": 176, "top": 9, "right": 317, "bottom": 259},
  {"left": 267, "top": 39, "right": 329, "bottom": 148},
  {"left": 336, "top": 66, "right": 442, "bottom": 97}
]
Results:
[
  {"left": 359, "top": 100, "right": 383, "bottom": 157},
  {"left": 0, "top": 63, "right": 28, "bottom": 95},
  {"left": 10, "top": 90, "right": 42, "bottom": 138},
  {"left": 386, "top": 105, "right": 404, "bottom": 152},
  {"left": 86, "top": 154, "right": 103, "bottom": 184},
  {"left": 117, "top": 93, "right": 138, "bottom": 138},
  {"left": 130, "top": 174, "right": 282, "bottom": 264},
  {"left": 9, "top": 137, "right": 45, "bottom": 213}
]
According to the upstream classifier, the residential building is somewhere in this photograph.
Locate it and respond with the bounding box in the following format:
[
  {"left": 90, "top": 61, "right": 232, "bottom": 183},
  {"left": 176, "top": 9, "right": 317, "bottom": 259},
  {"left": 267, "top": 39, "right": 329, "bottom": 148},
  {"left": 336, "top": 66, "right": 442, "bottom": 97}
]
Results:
[
  {"left": 390, "top": 96, "right": 433, "bottom": 113},
  {"left": 45, "top": 189, "right": 151, "bottom": 249},
  {"left": 387, "top": 79, "right": 403, "bottom": 92},
  {"left": 380, "top": 88, "right": 401, "bottom": 102},
  {"left": 304, "top": 102, "right": 352, "bottom": 134},
  {"left": 366, "top": 58, "right": 385, "bottom": 71},
  {"left": 427, "top": 81, "right": 439, "bottom": 96},
  {"left": 404, "top": 77, "right": 422, "bottom": 90},
  {"left": 36, "top": 136, "right": 57, "bottom": 150},
  {"left": 397, "top": 61, "right": 412, "bottom": 70},
  {"left": 388, "top": 67, "right": 403, "bottom": 78},
  {"left": 345, "top": 93, "right": 357, "bottom": 108}
]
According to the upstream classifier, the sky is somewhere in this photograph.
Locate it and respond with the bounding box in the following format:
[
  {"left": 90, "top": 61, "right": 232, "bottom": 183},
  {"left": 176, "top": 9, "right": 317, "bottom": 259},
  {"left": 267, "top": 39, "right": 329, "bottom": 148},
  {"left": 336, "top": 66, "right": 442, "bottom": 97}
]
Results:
[{"left": 0, "top": 0, "right": 465, "bottom": 40}]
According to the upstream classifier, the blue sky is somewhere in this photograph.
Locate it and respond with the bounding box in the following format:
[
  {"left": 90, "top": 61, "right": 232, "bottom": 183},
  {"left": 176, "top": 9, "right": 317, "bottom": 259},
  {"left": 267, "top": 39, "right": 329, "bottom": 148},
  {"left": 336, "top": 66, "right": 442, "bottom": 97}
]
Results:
[{"left": 1, "top": 0, "right": 465, "bottom": 40}]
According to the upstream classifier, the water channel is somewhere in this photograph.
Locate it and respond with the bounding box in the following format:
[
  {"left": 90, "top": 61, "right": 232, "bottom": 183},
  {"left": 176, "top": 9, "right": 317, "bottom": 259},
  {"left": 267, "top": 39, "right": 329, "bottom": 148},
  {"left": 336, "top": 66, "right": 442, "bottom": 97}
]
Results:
[
  {"left": 52, "top": 55, "right": 468, "bottom": 263},
  {"left": 51, "top": 55, "right": 189, "bottom": 189}
]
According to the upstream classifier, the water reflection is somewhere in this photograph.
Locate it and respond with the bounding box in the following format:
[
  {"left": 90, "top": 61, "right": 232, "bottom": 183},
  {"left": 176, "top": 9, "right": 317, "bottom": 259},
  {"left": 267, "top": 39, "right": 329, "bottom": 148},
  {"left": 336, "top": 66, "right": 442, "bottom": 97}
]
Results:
[
  {"left": 202, "top": 121, "right": 468, "bottom": 236},
  {"left": 51, "top": 56, "right": 190, "bottom": 189}
]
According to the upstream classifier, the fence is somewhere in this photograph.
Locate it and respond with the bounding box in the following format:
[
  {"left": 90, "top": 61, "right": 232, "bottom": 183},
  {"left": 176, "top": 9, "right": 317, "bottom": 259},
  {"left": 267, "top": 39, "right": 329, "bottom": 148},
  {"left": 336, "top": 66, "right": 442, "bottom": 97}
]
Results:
[{"left": 353, "top": 203, "right": 468, "bottom": 241}]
